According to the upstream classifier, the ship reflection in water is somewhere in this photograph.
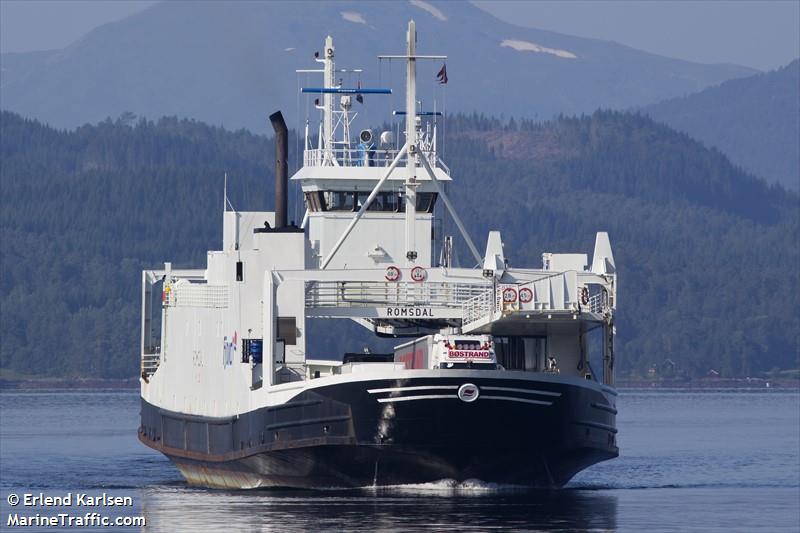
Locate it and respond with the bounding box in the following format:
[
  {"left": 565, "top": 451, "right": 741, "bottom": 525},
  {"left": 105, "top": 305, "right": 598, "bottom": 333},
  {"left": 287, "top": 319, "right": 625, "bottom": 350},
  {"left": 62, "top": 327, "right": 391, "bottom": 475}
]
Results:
[{"left": 138, "top": 484, "right": 617, "bottom": 532}]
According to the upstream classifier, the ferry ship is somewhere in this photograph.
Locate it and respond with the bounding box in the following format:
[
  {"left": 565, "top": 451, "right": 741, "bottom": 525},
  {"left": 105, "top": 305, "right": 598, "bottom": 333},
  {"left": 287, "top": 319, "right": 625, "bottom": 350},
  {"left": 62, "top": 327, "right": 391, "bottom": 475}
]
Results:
[{"left": 138, "top": 21, "right": 619, "bottom": 489}]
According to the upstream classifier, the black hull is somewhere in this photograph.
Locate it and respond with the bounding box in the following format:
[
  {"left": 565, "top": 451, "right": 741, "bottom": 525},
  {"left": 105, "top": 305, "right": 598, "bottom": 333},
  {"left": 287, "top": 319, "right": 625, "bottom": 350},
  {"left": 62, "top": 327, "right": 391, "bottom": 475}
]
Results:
[{"left": 139, "top": 373, "right": 618, "bottom": 489}]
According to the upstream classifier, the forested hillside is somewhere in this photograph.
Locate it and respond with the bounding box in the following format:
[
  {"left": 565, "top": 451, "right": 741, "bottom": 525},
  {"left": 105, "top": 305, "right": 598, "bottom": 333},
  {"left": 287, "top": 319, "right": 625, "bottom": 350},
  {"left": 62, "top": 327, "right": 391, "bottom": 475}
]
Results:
[
  {"left": 444, "top": 112, "right": 798, "bottom": 378},
  {"left": 1, "top": 114, "right": 279, "bottom": 377},
  {"left": 1, "top": 110, "right": 797, "bottom": 379},
  {"left": 644, "top": 59, "right": 800, "bottom": 191}
]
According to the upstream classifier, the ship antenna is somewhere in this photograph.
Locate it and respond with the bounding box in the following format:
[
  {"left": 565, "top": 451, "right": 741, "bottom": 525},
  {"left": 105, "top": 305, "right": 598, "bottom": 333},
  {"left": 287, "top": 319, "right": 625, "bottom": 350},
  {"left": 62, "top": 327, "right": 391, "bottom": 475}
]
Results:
[
  {"left": 404, "top": 20, "right": 418, "bottom": 265},
  {"left": 323, "top": 36, "right": 335, "bottom": 165},
  {"left": 223, "top": 172, "right": 235, "bottom": 212},
  {"left": 377, "top": 21, "right": 481, "bottom": 266},
  {"left": 377, "top": 21, "right": 479, "bottom": 266}
]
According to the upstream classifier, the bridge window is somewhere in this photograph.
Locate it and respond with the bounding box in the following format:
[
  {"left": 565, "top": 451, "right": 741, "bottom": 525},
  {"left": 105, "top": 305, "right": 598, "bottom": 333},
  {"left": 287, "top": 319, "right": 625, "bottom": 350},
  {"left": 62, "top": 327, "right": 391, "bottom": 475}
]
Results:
[
  {"left": 322, "top": 191, "right": 355, "bottom": 211},
  {"left": 359, "top": 192, "right": 402, "bottom": 212},
  {"left": 416, "top": 192, "right": 438, "bottom": 213},
  {"left": 307, "top": 190, "right": 437, "bottom": 213},
  {"left": 304, "top": 191, "right": 324, "bottom": 212}
]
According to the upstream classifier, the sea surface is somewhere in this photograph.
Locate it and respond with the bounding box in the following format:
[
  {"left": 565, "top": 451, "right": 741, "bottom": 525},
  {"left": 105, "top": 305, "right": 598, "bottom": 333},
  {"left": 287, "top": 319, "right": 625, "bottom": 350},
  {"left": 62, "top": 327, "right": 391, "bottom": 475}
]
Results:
[{"left": 0, "top": 389, "right": 798, "bottom": 532}]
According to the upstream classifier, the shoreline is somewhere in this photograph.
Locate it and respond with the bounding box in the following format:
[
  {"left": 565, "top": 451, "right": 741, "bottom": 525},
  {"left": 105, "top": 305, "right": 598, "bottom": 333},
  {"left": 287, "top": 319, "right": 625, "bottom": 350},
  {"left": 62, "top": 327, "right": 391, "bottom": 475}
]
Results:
[
  {"left": 1, "top": 376, "right": 797, "bottom": 391},
  {"left": 0, "top": 377, "right": 139, "bottom": 390},
  {"left": 615, "top": 377, "right": 799, "bottom": 390}
]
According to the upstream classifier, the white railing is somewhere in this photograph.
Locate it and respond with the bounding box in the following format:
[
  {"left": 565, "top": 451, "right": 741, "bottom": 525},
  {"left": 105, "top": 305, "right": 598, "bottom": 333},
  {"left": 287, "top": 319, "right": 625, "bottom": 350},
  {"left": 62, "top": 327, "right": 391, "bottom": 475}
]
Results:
[
  {"left": 306, "top": 281, "right": 490, "bottom": 309},
  {"left": 462, "top": 288, "right": 496, "bottom": 326},
  {"left": 141, "top": 351, "right": 160, "bottom": 380},
  {"left": 587, "top": 292, "right": 608, "bottom": 314},
  {"left": 164, "top": 283, "right": 229, "bottom": 308},
  {"left": 462, "top": 277, "right": 611, "bottom": 328},
  {"left": 303, "top": 148, "right": 440, "bottom": 168}
]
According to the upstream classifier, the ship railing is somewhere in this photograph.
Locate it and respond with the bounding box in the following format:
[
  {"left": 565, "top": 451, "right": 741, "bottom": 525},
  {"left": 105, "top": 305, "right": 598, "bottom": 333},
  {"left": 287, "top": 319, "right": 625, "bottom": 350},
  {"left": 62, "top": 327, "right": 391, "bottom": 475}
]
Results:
[
  {"left": 462, "top": 274, "right": 612, "bottom": 329},
  {"left": 305, "top": 281, "right": 490, "bottom": 309},
  {"left": 162, "top": 282, "right": 229, "bottom": 308},
  {"left": 462, "top": 288, "right": 496, "bottom": 327},
  {"left": 141, "top": 349, "right": 160, "bottom": 381},
  {"left": 303, "top": 147, "right": 439, "bottom": 168},
  {"left": 587, "top": 292, "right": 608, "bottom": 314}
]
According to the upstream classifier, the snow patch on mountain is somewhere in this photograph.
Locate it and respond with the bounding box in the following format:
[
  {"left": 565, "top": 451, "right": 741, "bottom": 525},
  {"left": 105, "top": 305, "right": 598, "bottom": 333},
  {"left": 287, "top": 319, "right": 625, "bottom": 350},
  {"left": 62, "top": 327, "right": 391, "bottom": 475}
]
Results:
[
  {"left": 410, "top": 0, "right": 446, "bottom": 21},
  {"left": 341, "top": 11, "right": 367, "bottom": 25},
  {"left": 501, "top": 39, "right": 577, "bottom": 59}
]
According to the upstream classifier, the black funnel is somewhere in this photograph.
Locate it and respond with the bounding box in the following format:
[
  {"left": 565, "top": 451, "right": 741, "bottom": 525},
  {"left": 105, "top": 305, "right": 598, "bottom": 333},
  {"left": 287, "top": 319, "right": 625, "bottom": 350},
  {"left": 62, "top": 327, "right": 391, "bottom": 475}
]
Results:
[{"left": 269, "top": 111, "right": 288, "bottom": 229}]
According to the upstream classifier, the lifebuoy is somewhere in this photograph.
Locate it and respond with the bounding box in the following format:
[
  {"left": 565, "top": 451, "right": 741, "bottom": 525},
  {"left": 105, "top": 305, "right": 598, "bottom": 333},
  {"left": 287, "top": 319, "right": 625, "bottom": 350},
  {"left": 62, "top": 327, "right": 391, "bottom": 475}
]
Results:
[{"left": 580, "top": 287, "right": 589, "bottom": 305}]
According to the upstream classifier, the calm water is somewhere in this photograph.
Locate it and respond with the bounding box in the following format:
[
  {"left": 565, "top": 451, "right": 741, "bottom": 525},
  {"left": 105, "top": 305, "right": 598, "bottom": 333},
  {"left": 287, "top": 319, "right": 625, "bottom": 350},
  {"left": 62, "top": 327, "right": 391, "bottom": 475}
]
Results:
[{"left": 0, "top": 389, "right": 798, "bottom": 532}]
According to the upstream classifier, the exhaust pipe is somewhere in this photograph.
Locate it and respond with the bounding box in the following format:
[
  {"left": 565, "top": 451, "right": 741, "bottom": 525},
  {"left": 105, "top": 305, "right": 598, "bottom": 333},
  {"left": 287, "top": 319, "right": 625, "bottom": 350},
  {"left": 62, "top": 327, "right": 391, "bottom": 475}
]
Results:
[{"left": 269, "top": 111, "right": 288, "bottom": 229}]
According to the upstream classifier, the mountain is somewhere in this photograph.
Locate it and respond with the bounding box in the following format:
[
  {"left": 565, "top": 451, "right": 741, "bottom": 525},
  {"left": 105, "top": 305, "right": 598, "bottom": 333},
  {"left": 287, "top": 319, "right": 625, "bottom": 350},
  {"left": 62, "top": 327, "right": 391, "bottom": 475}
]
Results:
[
  {"left": 644, "top": 59, "right": 800, "bottom": 191},
  {"left": 1, "top": 110, "right": 797, "bottom": 380},
  {"left": 0, "top": 1, "right": 755, "bottom": 133}
]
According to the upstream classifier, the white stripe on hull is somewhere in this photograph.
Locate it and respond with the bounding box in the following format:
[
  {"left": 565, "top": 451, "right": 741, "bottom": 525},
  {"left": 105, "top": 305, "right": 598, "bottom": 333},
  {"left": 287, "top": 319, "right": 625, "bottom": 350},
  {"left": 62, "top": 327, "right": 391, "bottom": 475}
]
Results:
[
  {"left": 481, "top": 395, "right": 553, "bottom": 406},
  {"left": 481, "top": 386, "right": 562, "bottom": 397},
  {"left": 375, "top": 394, "right": 553, "bottom": 406},
  {"left": 368, "top": 385, "right": 459, "bottom": 394},
  {"left": 376, "top": 394, "right": 457, "bottom": 403}
]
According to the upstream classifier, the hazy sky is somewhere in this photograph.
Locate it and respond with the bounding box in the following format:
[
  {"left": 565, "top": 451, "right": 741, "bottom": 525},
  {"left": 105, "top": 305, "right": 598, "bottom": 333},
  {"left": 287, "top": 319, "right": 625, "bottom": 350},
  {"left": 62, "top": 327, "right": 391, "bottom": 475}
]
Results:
[{"left": 1, "top": 0, "right": 798, "bottom": 71}]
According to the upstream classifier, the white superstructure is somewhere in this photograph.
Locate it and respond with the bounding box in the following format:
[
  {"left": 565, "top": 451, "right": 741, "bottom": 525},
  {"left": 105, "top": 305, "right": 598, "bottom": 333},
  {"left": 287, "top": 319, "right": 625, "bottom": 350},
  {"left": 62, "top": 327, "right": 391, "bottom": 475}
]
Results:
[{"left": 140, "top": 21, "right": 617, "bottom": 424}]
